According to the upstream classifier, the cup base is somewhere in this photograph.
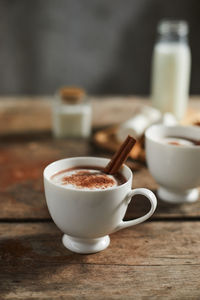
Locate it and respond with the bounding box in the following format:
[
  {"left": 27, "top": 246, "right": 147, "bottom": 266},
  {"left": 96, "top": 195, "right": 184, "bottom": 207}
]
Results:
[
  {"left": 158, "top": 187, "right": 199, "bottom": 204},
  {"left": 62, "top": 234, "right": 110, "bottom": 254}
]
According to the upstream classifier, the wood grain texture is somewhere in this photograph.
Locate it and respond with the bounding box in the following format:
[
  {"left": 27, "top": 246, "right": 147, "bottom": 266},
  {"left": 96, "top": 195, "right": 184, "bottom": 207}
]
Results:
[
  {"left": 0, "top": 139, "right": 91, "bottom": 219},
  {"left": 0, "top": 96, "right": 200, "bottom": 134},
  {"left": 0, "top": 96, "right": 200, "bottom": 300},
  {"left": 0, "top": 222, "right": 200, "bottom": 299},
  {"left": 0, "top": 138, "right": 199, "bottom": 220},
  {"left": 0, "top": 97, "right": 199, "bottom": 221},
  {"left": 2, "top": 265, "right": 200, "bottom": 300}
]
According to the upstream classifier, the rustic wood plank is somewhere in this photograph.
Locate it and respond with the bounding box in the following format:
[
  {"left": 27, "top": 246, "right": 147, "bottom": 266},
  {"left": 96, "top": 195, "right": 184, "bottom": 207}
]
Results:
[
  {"left": 0, "top": 137, "right": 200, "bottom": 220},
  {"left": 0, "top": 139, "right": 91, "bottom": 219},
  {"left": 0, "top": 222, "right": 200, "bottom": 266},
  {"left": 0, "top": 96, "right": 146, "bottom": 134},
  {"left": 0, "top": 96, "right": 200, "bottom": 134},
  {"left": 0, "top": 96, "right": 200, "bottom": 220},
  {"left": 1, "top": 265, "right": 200, "bottom": 300},
  {"left": 0, "top": 139, "right": 200, "bottom": 220},
  {"left": 0, "top": 97, "right": 199, "bottom": 300},
  {"left": 0, "top": 222, "right": 200, "bottom": 299}
]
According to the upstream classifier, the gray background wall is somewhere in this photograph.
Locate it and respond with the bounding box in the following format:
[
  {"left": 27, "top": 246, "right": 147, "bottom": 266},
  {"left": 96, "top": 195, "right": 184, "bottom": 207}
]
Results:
[{"left": 0, "top": 0, "right": 199, "bottom": 95}]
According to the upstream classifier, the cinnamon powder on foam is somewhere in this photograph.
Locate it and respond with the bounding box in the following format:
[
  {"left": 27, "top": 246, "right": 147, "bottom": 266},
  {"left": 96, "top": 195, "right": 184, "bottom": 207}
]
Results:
[{"left": 62, "top": 170, "right": 116, "bottom": 189}]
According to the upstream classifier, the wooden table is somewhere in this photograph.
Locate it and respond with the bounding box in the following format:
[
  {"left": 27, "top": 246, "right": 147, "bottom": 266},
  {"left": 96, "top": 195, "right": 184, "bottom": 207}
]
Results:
[{"left": 0, "top": 96, "right": 200, "bottom": 299}]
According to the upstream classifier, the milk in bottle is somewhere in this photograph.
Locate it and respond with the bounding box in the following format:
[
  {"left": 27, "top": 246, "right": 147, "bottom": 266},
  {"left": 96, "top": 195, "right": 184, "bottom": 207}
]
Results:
[{"left": 151, "top": 20, "right": 191, "bottom": 120}]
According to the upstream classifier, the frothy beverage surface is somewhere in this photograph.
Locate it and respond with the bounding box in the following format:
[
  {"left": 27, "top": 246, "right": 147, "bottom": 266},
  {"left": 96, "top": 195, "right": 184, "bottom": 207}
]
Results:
[
  {"left": 51, "top": 166, "right": 126, "bottom": 190},
  {"left": 161, "top": 136, "right": 200, "bottom": 146}
]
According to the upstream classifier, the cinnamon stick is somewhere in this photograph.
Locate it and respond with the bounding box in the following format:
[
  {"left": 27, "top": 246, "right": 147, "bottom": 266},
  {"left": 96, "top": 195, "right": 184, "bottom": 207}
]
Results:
[{"left": 104, "top": 135, "right": 136, "bottom": 174}]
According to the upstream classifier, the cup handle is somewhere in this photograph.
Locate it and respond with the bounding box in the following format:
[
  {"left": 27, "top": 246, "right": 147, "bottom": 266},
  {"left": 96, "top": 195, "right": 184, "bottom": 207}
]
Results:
[{"left": 115, "top": 188, "right": 157, "bottom": 231}]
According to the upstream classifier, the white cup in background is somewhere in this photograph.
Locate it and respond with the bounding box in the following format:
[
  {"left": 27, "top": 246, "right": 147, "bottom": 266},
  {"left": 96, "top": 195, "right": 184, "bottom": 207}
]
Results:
[{"left": 145, "top": 125, "right": 200, "bottom": 204}]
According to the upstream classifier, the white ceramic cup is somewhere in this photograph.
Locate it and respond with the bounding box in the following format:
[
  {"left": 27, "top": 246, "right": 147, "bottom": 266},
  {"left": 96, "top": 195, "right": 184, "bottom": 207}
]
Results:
[
  {"left": 44, "top": 157, "right": 157, "bottom": 254},
  {"left": 145, "top": 125, "right": 200, "bottom": 204}
]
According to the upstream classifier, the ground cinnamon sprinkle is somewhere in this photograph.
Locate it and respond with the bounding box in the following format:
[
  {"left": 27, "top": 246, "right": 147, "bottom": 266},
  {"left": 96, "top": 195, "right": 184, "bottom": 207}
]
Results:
[
  {"left": 62, "top": 171, "right": 116, "bottom": 189},
  {"left": 168, "top": 141, "right": 181, "bottom": 146}
]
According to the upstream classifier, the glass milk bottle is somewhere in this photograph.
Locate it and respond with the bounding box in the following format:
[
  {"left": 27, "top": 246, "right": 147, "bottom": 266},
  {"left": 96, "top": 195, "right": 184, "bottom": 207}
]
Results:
[
  {"left": 151, "top": 20, "right": 191, "bottom": 120},
  {"left": 52, "top": 87, "right": 92, "bottom": 138}
]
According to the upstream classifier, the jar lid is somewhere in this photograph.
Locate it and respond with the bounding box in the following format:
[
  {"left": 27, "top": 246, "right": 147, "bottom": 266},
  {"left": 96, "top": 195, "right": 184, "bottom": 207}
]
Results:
[
  {"left": 158, "top": 20, "right": 189, "bottom": 36},
  {"left": 58, "top": 87, "right": 86, "bottom": 103}
]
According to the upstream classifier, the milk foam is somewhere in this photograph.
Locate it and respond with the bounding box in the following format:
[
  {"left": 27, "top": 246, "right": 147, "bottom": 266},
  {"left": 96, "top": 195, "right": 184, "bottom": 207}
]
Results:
[
  {"left": 51, "top": 169, "right": 118, "bottom": 190},
  {"left": 162, "top": 137, "right": 194, "bottom": 146}
]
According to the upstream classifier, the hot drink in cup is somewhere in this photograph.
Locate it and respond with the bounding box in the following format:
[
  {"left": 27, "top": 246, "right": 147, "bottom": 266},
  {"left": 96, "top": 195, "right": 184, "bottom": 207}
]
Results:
[
  {"left": 51, "top": 166, "right": 126, "bottom": 190},
  {"left": 145, "top": 125, "right": 200, "bottom": 204},
  {"left": 161, "top": 136, "right": 200, "bottom": 146},
  {"left": 44, "top": 156, "right": 157, "bottom": 254}
]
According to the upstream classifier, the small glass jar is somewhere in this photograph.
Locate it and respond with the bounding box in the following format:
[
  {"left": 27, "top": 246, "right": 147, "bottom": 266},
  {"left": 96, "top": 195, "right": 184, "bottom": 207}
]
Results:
[
  {"left": 52, "top": 87, "right": 92, "bottom": 138},
  {"left": 151, "top": 20, "right": 191, "bottom": 120}
]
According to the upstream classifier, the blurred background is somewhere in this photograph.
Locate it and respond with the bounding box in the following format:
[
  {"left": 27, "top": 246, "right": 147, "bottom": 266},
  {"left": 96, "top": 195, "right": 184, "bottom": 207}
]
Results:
[{"left": 0, "top": 0, "right": 199, "bottom": 95}]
